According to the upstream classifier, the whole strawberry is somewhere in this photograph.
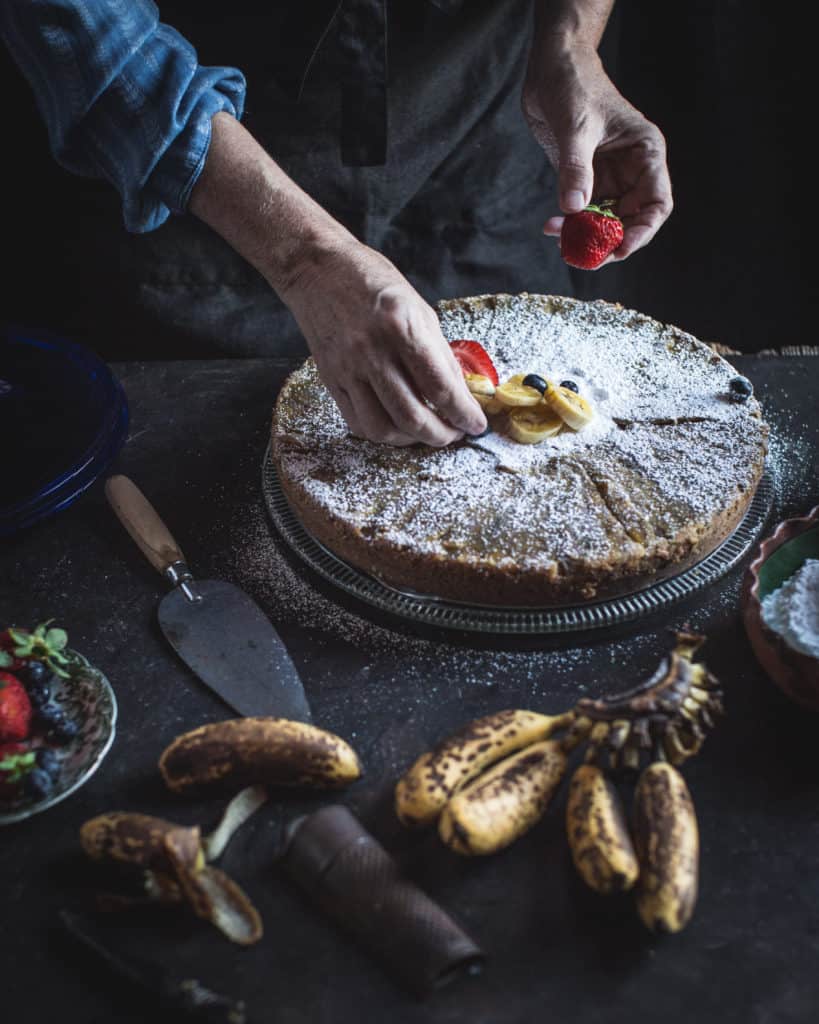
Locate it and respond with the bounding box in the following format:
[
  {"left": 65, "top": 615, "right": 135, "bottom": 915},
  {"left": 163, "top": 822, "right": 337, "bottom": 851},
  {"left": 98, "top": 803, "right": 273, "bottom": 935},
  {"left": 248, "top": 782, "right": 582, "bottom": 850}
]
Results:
[
  {"left": 560, "top": 200, "right": 624, "bottom": 270},
  {"left": 0, "top": 671, "right": 33, "bottom": 742}
]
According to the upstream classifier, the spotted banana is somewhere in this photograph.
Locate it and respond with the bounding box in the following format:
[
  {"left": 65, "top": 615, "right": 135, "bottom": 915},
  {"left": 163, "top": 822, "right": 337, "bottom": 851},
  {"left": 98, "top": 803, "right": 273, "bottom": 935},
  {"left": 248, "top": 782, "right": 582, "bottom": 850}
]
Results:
[
  {"left": 395, "top": 709, "right": 573, "bottom": 827},
  {"left": 80, "top": 811, "right": 263, "bottom": 945},
  {"left": 565, "top": 764, "right": 639, "bottom": 894},
  {"left": 437, "top": 739, "right": 567, "bottom": 856},
  {"left": 632, "top": 760, "right": 699, "bottom": 933},
  {"left": 159, "top": 717, "right": 362, "bottom": 794}
]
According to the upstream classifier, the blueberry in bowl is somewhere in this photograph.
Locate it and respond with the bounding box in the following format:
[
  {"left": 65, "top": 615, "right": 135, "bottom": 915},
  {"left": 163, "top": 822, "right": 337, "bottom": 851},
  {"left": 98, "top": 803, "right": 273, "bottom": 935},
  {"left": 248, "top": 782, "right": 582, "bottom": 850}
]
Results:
[{"left": 0, "top": 621, "right": 117, "bottom": 824}]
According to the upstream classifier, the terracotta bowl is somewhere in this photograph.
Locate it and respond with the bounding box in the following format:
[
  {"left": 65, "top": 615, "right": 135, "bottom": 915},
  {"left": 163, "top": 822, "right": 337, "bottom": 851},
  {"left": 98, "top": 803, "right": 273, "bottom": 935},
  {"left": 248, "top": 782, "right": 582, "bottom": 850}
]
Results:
[{"left": 741, "top": 504, "right": 819, "bottom": 710}]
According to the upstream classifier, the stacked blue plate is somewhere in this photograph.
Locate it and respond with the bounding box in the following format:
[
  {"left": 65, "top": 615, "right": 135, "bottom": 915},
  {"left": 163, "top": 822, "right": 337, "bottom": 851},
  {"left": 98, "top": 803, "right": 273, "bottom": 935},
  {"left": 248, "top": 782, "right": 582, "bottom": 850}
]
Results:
[{"left": 1, "top": 327, "right": 129, "bottom": 536}]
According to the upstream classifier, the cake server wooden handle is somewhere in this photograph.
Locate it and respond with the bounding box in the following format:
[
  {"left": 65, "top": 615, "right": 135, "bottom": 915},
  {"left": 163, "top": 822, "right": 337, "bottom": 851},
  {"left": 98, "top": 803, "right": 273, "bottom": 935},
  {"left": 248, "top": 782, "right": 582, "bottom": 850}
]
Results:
[{"left": 105, "top": 474, "right": 187, "bottom": 576}]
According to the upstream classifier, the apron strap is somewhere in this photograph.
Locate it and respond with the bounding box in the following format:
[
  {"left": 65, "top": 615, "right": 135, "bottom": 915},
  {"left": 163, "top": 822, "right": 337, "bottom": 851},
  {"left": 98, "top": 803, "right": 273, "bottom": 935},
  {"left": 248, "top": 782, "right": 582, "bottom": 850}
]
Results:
[
  {"left": 277, "top": 0, "right": 466, "bottom": 167},
  {"left": 338, "top": 0, "right": 388, "bottom": 165}
]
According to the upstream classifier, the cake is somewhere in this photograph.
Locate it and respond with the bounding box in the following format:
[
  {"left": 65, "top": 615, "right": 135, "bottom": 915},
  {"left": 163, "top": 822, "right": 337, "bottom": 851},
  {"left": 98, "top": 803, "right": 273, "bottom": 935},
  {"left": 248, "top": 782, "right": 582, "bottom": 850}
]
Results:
[{"left": 270, "top": 294, "right": 768, "bottom": 606}]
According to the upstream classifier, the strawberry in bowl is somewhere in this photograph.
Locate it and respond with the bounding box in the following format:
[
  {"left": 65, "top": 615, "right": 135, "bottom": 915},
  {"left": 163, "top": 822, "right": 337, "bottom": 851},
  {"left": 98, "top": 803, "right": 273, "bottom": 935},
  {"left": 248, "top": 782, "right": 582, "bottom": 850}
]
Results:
[{"left": 0, "top": 621, "right": 117, "bottom": 824}]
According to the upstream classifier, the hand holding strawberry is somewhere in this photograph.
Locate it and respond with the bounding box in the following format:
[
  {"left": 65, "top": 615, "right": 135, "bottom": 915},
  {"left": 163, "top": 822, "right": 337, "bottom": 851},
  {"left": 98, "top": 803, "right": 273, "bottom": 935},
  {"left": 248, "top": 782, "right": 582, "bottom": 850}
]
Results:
[{"left": 522, "top": 31, "right": 673, "bottom": 265}]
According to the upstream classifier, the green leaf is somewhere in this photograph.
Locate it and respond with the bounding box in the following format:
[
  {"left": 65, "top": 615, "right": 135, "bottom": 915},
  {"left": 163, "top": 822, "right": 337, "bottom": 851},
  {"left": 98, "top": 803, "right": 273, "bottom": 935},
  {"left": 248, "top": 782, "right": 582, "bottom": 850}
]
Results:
[
  {"left": 44, "top": 628, "right": 68, "bottom": 651},
  {"left": 758, "top": 526, "right": 819, "bottom": 600},
  {"left": 0, "top": 751, "right": 35, "bottom": 780},
  {"left": 0, "top": 651, "right": 12, "bottom": 668}
]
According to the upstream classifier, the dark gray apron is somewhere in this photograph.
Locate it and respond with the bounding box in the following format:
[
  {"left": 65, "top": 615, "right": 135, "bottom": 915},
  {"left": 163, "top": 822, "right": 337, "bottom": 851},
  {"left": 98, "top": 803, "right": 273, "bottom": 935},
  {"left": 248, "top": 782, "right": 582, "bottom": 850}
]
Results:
[{"left": 49, "top": 0, "right": 574, "bottom": 359}]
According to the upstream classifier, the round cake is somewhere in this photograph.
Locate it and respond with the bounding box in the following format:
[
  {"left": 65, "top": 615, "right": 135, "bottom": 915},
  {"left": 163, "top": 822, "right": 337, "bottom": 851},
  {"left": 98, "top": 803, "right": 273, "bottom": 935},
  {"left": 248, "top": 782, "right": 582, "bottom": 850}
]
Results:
[{"left": 271, "top": 293, "right": 769, "bottom": 606}]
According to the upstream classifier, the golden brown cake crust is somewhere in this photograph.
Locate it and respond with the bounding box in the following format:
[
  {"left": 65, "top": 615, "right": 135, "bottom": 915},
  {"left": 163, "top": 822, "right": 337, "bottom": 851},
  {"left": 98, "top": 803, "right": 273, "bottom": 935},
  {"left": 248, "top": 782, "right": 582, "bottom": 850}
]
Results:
[{"left": 271, "top": 294, "right": 768, "bottom": 606}]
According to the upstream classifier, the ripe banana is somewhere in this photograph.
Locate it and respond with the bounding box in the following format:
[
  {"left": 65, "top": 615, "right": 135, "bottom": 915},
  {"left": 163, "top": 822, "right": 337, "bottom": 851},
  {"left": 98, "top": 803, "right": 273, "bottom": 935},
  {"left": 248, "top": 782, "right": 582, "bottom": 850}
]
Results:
[
  {"left": 80, "top": 811, "right": 263, "bottom": 945},
  {"left": 632, "top": 761, "right": 699, "bottom": 933},
  {"left": 565, "top": 764, "right": 639, "bottom": 894},
  {"left": 80, "top": 812, "right": 203, "bottom": 875},
  {"left": 159, "top": 717, "right": 362, "bottom": 794},
  {"left": 438, "top": 739, "right": 567, "bottom": 856},
  {"left": 395, "top": 709, "right": 572, "bottom": 827}
]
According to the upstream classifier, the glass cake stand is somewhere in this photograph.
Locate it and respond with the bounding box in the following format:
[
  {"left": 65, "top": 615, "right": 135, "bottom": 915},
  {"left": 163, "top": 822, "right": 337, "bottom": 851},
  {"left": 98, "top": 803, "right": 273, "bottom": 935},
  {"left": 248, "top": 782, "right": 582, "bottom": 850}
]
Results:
[{"left": 261, "top": 443, "right": 774, "bottom": 636}]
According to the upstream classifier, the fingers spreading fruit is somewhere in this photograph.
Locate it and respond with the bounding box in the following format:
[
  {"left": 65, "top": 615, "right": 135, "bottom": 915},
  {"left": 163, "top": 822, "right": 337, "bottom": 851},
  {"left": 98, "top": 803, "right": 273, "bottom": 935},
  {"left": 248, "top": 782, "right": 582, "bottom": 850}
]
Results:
[
  {"left": 560, "top": 200, "right": 624, "bottom": 270},
  {"left": 446, "top": 341, "right": 595, "bottom": 443}
]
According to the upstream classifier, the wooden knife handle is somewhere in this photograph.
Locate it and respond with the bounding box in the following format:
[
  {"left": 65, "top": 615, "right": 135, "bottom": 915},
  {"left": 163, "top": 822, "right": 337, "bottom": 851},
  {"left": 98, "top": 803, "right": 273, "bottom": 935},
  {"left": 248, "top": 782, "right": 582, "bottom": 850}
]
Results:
[{"left": 105, "top": 474, "right": 186, "bottom": 575}]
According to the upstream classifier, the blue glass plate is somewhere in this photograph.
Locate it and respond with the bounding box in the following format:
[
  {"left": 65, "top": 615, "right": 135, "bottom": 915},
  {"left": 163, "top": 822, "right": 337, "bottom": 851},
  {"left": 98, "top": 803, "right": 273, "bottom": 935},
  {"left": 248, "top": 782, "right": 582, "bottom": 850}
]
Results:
[{"left": 1, "top": 327, "right": 129, "bottom": 536}]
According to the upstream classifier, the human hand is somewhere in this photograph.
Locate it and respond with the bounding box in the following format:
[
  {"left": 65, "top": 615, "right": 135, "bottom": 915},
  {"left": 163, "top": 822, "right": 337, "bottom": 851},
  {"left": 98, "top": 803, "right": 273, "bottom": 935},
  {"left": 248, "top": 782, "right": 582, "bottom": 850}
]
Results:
[
  {"left": 280, "top": 242, "right": 487, "bottom": 446},
  {"left": 522, "top": 43, "right": 673, "bottom": 265}
]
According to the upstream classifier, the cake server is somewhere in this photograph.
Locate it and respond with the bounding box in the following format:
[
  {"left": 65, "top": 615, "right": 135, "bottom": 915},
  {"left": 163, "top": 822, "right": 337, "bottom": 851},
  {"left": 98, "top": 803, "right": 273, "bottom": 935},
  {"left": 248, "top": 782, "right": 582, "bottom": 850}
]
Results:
[{"left": 105, "top": 474, "right": 312, "bottom": 722}]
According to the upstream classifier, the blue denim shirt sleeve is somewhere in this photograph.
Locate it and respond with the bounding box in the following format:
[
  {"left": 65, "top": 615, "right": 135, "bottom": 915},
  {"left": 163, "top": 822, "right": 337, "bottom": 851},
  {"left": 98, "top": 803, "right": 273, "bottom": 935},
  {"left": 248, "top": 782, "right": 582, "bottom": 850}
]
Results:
[{"left": 0, "top": 0, "right": 246, "bottom": 232}]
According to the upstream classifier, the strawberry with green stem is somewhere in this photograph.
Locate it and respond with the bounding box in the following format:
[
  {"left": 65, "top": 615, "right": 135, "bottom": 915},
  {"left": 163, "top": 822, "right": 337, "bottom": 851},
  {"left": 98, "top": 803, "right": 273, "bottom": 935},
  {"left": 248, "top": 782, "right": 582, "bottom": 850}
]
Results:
[{"left": 0, "top": 621, "right": 71, "bottom": 678}]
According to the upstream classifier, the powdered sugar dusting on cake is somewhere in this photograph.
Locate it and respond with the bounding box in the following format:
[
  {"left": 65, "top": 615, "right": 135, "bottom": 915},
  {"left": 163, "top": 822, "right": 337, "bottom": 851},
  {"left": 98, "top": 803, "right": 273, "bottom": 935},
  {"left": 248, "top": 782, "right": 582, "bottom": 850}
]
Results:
[{"left": 272, "top": 294, "right": 767, "bottom": 576}]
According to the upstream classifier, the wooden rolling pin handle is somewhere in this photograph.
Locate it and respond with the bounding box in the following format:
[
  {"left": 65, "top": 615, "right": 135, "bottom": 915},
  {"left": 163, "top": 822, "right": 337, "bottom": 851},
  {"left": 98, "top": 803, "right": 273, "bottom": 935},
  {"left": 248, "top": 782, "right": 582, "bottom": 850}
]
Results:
[{"left": 105, "top": 474, "right": 186, "bottom": 576}]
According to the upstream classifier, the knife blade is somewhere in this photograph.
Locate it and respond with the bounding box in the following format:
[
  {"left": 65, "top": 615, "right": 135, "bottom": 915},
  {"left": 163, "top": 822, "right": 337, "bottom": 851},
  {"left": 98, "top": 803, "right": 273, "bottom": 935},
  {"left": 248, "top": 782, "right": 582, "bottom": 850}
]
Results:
[
  {"left": 60, "top": 909, "right": 249, "bottom": 1023},
  {"left": 105, "top": 474, "right": 312, "bottom": 723}
]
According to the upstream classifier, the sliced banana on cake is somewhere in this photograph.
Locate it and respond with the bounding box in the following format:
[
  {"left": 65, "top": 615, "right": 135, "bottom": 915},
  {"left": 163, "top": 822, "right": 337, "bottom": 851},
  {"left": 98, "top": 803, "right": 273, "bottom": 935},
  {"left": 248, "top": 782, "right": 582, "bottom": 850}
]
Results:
[
  {"left": 542, "top": 383, "right": 595, "bottom": 431},
  {"left": 495, "top": 374, "right": 543, "bottom": 408},
  {"left": 507, "top": 405, "right": 564, "bottom": 444},
  {"left": 464, "top": 373, "right": 502, "bottom": 412},
  {"left": 464, "top": 373, "right": 496, "bottom": 397}
]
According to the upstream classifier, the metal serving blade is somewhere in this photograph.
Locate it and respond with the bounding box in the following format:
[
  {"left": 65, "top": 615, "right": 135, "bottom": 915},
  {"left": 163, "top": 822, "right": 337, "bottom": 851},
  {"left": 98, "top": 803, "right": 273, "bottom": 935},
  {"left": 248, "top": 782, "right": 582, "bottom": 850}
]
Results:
[
  {"left": 105, "top": 474, "right": 312, "bottom": 723},
  {"left": 157, "top": 578, "right": 312, "bottom": 722}
]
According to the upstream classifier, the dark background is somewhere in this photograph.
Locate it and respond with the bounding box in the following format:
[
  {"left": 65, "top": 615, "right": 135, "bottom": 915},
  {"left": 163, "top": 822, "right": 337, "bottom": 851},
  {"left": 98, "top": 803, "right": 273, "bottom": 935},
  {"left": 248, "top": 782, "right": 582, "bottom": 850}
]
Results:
[{"left": 0, "top": 2, "right": 808, "bottom": 358}]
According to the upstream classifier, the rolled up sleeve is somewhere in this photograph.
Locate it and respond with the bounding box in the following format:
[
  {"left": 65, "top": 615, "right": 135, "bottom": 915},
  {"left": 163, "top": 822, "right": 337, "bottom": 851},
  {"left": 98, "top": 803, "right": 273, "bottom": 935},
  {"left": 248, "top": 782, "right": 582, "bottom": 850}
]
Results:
[{"left": 0, "top": 0, "right": 246, "bottom": 232}]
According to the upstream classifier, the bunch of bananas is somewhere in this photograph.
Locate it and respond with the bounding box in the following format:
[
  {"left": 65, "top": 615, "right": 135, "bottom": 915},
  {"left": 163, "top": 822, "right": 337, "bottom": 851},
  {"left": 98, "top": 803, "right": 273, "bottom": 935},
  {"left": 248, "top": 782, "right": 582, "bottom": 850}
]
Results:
[{"left": 394, "top": 630, "right": 721, "bottom": 934}]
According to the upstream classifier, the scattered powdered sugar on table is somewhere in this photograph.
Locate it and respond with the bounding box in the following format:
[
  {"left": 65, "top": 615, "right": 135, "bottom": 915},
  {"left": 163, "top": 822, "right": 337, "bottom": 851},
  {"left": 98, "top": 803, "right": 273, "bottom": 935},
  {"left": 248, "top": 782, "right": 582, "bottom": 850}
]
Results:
[
  {"left": 764, "top": 413, "right": 817, "bottom": 518},
  {"left": 760, "top": 559, "right": 819, "bottom": 659},
  {"left": 219, "top": 498, "right": 709, "bottom": 709}
]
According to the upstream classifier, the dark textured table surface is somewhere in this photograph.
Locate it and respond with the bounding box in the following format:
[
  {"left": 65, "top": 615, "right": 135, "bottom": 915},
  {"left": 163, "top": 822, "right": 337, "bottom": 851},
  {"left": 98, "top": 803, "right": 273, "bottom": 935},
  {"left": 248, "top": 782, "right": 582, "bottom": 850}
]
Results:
[{"left": 3, "top": 355, "right": 819, "bottom": 1024}]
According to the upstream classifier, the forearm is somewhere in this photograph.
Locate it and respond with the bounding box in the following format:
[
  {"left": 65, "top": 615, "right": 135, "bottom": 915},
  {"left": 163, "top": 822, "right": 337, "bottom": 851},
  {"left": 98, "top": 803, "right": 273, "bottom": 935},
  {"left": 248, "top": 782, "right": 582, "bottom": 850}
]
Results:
[
  {"left": 189, "top": 112, "right": 355, "bottom": 296},
  {"left": 0, "top": 0, "right": 245, "bottom": 233},
  {"left": 531, "top": 0, "right": 615, "bottom": 54}
]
